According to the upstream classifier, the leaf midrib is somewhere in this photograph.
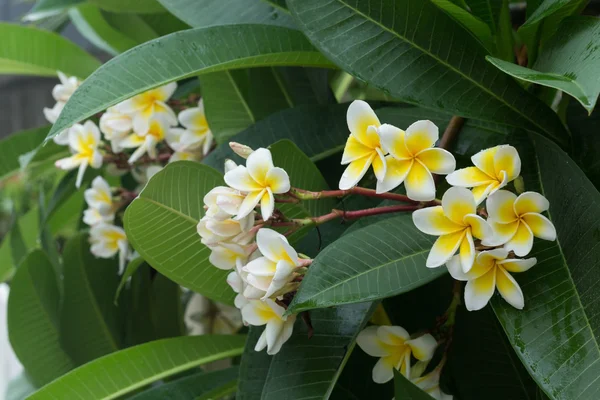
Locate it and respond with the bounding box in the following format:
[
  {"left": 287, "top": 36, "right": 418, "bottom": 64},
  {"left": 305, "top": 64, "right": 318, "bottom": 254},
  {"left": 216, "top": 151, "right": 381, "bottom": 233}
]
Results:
[
  {"left": 333, "top": 0, "right": 552, "bottom": 136},
  {"left": 137, "top": 196, "right": 198, "bottom": 224}
]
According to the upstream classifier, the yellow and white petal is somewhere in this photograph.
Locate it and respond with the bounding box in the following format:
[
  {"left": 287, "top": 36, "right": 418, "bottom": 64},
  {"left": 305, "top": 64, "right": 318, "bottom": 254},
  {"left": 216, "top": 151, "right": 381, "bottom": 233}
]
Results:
[
  {"left": 406, "top": 333, "right": 437, "bottom": 361},
  {"left": 447, "top": 253, "right": 493, "bottom": 281},
  {"left": 119, "top": 132, "right": 145, "bottom": 149},
  {"left": 486, "top": 190, "right": 518, "bottom": 223},
  {"left": 477, "top": 248, "right": 509, "bottom": 265},
  {"left": 399, "top": 350, "right": 412, "bottom": 379},
  {"left": 412, "top": 206, "right": 464, "bottom": 236},
  {"left": 471, "top": 146, "right": 502, "bottom": 178},
  {"left": 463, "top": 214, "right": 493, "bottom": 241},
  {"left": 446, "top": 167, "right": 494, "bottom": 187},
  {"left": 493, "top": 145, "right": 521, "bottom": 182},
  {"left": 427, "top": 230, "right": 466, "bottom": 268},
  {"left": 377, "top": 325, "right": 409, "bottom": 344},
  {"left": 471, "top": 182, "right": 495, "bottom": 205},
  {"left": 178, "top": 107, "right": 209, "bottom": 131},
  {"left": 441, "top": 187, "right": 476, "bottom": 225},
  {"left": 482, "top": 220, "right": 519, "bottom": 247},
  {"left": 246, "top": 148, "right": 274, "bottom": 185},
  {"left": 459, "top": 229, "right": 475, "bottom": 273},
  {"left": 416, "top": 148, "right": 456, "bottom": 175},
  {"left": 405, "top": 160, "right": 435, "bottom": 201},
  {"left": 372, "top": 147, "right": 387, "bottom": 182},
  {"left": 405, "top": 120, "right": 438, "bottom": 156},
  {"left": 504, "top": 221, "right": 534, "bottom": 257},
  {"left": 375, "top": 157, "right": 412, "bottom": 194},
  {"left": 514, "top": 192, "right": 550, "bottom": 216},
  {"left": 372, "top": 357, "right": 395, "bottom": 384},
  {"left": 347, "top": 100, "right": 381, "bottom": 147},
  {"left": 357, "top": 326, "right": 389, "bottom": 357},
  {"left": 241, "top": 300, "right": 273, "bottom": 326},
  {"left": 265, "top": 167, "right": 291, "bottom": 194},
  {"left": 254, "top": 330, "right": 268, "bottom": 351},
  {"left": 341, "top": 134, "right": 374, "bottom": 164},
  {"left": 76, "top": 160, "right": 89, "bottom": 188},
  {"left": 209, "top": 243, "right": 247, "bottom": 270},
  {"left": 243, "top": 256, "right": 277, "bottom": 277},
  {"left": 498, "top": 257, "right": 537, "bottom": 273},
  {"left": 205, "top": 218, "right": 242, "bottom": 238},
  {"left": 495, "top": 267, "right": 525, "bottom": 310},
  {"left": 235, "top": 189, "right": 265, "bottom": 220},
  {"left": 339, "top": 153, "right": 375, "bottom": 190},
  {"left": 522, "top": 213, "right": 556, "bottom": 241},
  {"left": 265, "top": 319, "right": 285, "bottom": 354},
  {"left": 377, "top": 123, "right": 410, "bottom": 160},
  {"left": 151, "top": 82, "right": 177, "bottom": 101},
  {"left": 256, "top": 228, "right": 298, "bottom": 264},
  {"left": 260, "top": 188, "right": 275, "bottom": 221},
  {"left": 245, "top": 274, "right": 272, "bottom": 293},
  {"left": 224, "top": 165, "right": 262, "bottom": 192},
  {"left": 55, "top": 155, "right": 81, "bottom": 171},
  {"left": 263, "top": 260, "right": 296, "bottom": 298},
  {"left": 269, "top": 315, "right": 295, "bottom": 355},
  {"left": 464, "top": 268, "right": 496, "bottom": 311}
]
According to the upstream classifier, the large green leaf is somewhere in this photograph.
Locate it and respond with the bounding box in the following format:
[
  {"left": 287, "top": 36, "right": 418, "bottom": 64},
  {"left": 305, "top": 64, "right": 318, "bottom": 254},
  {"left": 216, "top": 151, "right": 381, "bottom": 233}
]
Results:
[
  {"left": 0, "top": 126, "right": 53, "bottom": 182},
  {"left": 157, "top": 0, "right": 294, "bottom": 28},
  {"left": 60, "top": 234, "right": 123, "bottom": 365},
  {"left": 0, "top": 23, "right": 100, "bottom": 78},
  {"left": 431, "top": 0, "right": 494, "bottom": 52},
  {"left": 488, "top": 16, "right": 600, "bottom": 113},
  {"left": 566, "top": 100, "right": 600, "bottom": 189},
  {"left": 518, "top": 0, "right": 588, "bottom": 64},
  {"left": 464, "top": 0, "right": 502, "bottom": 32},
  {"left": 237, "top": 302, "right": 375, "bottom": 399},
  {"left": 124, "top": 161, "right": 233, "bottom": 303},
  {"left": 68, "top": 4, "right": 140, "bottom": 56},
  {"left": 490, "top": 131, "right": 600, "bottom": 400},
  {"left": 102, "top": 12, "right": 159, "bottom": 43},
  {"left": 89, "top": 0, "right": 166, "bottom": 13},
  {"left": 286, "top": 0, "right": 568, "bottom": 147},
  {"left": 287, "top": 213, "right": 446, "bottom": 314},
  {"left": 27, "top": 335, "right": 246, "bottom": 400},
  {"left": 129, "top": 367, "right": 239, "bottom": 400},
  {"left": 47, "top": 24, "right": 334, "bottom": 140},
  {"left": 7, "top": 250, "right": 75, "bottom": 387},
  {"left": 394, "top": 370, "right": 435, "bottom": 400},
  {"left": 202, "top": 67, "right": 332, "bottom": 143}
]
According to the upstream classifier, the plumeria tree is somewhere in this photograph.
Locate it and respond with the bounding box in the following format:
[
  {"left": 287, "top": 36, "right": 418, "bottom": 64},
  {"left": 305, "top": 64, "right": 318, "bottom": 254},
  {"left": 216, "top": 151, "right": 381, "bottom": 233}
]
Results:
[{"left": 0, "top": 0, "right": 599, "bottom": 399}]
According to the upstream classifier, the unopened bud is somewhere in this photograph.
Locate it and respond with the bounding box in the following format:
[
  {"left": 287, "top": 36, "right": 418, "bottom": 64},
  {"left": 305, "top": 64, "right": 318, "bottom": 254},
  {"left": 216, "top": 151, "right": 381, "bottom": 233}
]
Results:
[
  {"left": 229, "top": 142, "right": 253, "bottom": 159},
  {"left": 514, "top": 176, "right": 525, "bottom": 194},
  {"left": 224, "top": 159, "right": 237, "bottom": 173}
]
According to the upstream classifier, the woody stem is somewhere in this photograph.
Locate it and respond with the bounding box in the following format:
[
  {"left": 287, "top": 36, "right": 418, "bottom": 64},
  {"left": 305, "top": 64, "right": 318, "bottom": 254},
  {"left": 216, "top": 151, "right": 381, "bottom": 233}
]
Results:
[{"left": 288, "top": 186, "right": 422, "bottom": 204}]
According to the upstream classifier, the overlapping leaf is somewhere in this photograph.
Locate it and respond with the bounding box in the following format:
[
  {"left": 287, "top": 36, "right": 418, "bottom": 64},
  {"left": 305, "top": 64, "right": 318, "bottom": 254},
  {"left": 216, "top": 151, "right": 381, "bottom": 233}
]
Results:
[
  {"left": 286, "top": 0, "right": 568, "bottom": 147},
  {"left": 27, "top": 335, "right": 246, "bottom": 399},
  {"left": 47, "top": 24, "right": 334, "bottom": 140},
  {"left": 89, "top": 0, "right": 165, "bottom": 13}
]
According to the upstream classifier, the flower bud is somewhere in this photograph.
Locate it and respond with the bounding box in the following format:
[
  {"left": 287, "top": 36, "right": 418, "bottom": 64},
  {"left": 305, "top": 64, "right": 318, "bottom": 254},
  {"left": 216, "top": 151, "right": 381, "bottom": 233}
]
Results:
[{"left": 229, "top": 142, "right": 254, "bottom": 159}]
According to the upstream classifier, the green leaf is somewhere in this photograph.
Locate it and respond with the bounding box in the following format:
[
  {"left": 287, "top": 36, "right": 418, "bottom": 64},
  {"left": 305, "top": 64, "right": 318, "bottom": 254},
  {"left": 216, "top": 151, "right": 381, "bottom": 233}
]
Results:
[
  {"left": 88, "top": 0, "right": 166, "bottom": 13},
  {"left": 7, "top": 250, "right": 75, "bottom": 387},
  {"left": 286, "top": 0, "right": 568, "bottom": 147},
  {"left": 394, "top": 370, "right": 434, "bottom": 400},
  {"left": 490, "top": 131, "right": 600, "bottom": 400},
  {"left": 202, "top": 67, "right": 332, "bottom": 143},
  {"left": 448, "top": 307, "right": 541, "bottom": 399},
  {"left": 115, "top": 257, "right": 145, "bottom": 302},
  {"left": 566, "top": 100, "right": 600, "bottom": 189},
  {"left": 0, "top": 23, "right": 100, "bottom": 78},
  {"left": 464, "top": 0, "right": 502, "bottom": 32},
  {"left": 488, "top": 16, "right": 600, "bottom": 113},
  {"left": 288, "top": 213, "right": 447, "bottom": 314},
  {"left": 48, "top": 24, "right": 334, "bottom": 140},
  {"left": 151, "top": 272, "right": 186, "bottom": 339},
  {"left": 518, "top": 0, "right": 588, "bottom": 64},
  {"left": 139, "top": 12, "right": 190, "bottom": 36},
  {"left": 237, "top": 302, "right": 375, "bottom": 399},
  {"left": 102, "top": 12, "right": 159, "bottom": 43},
  {"left": 431, "top": 0, "right": 494, "bottom": 52},
  {"left": 23, "top": 0, "right": 83, "bottom": 21},
  {"left": 124, "top": 161, "right": 233, "bottom": 304},
  {"left": 263, "top": 0, "right": 288, "bottom": 11},
  {"left": 27, "top": 335, "right": 246, "bottom": 400},
  {"left": 128, "top": 367, "right": 239, "bottom": 400},
  {"left": 495, "top": 0, "right": 514, "bottom": 62},
  {"left": 60, "top": 234, "right": 123, "bottom": 365},
  {"left": 0, "top": 126, "right": 52, "bottom": 182},
  {"left": 157, "top": 0, "right": 294, "bottom": 28},
  {"left": 68, "top": 4, "right": 140, "bottom": 56}
]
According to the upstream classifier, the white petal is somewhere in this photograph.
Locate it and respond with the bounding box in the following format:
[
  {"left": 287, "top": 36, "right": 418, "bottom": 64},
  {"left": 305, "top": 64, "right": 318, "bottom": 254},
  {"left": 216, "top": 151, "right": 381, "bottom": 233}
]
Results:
[
  {"left": 256, "top": 228, "right": 298, "bottom": 264},
  {"left": 347, "top": 100, "right": 381, "bottom": 147},
  {"left": 514, "top": 192, "right": 550, "bottom": 215},
  {"left": 406, "top": 333, "right": 437, "bottom": 361},
  {"left": 356, "top": 326, "right": 389, "bottom": 357},
  {"left": 338, "top": 153, "right": 375, "bottom": 190},
  {"left": 254, "top": 330, "right": 268, "bottom": 352},
  {"left": 441, "top": 187, "right": 476, "bottom": 225},
  {"left": 404, "top": 159, "right": 435, "bottom": 201},
  {"left": 486, "top": 190, "right": 518, "bottom": 223},
  {"left": 372, "top": 357, "right": 394, "bottom": 384},
  {"left": 265, "top": 319, "right": 284, "bottom": 354},
  {"left": 246, "top": 148, "right": 274, "bottom": 184},
  {"left": 224, "top": 165, "right": 262, "bottom": 192},
  {"left": 464, "top": 268, "right": 496, "bottom": 311},
  {"left": 260, "top": 188, "right": 275, "bottom": 221},
  {"left": 404, "top": 120, "right": 439, "bottom": 155},
  {"left": 412, "top": 206, "right": 464, "bottom": 236},
  {"left": 265, "top": 167, "right": 291, "bottom": 194},
  {"left": 235, "top": 190, "right": 265, "bottom": 221},
  {"left": 496, "top": 267, "right": 525, "bottom": 310}
]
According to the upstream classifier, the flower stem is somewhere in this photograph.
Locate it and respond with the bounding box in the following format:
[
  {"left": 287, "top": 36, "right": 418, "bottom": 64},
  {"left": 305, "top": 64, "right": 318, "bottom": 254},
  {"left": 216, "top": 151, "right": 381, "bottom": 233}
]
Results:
[
  {"left": 438, "top": 116, "right": 465, "bottom": 151},
  {"left": 286, "top": 204, "right": 422, "bottom": 227},
  {"left": 289, "top": 186, "right": 420, "bottom": 204}
]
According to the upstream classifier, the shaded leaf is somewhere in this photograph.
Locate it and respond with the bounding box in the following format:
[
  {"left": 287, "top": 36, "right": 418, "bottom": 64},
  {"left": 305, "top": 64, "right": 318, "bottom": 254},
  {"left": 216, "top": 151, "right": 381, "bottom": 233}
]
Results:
[
  {"left": 0, "top": 126, "right": 54, "bottom": 182},
  {"left": 488, "top": 16, "right": 600, "bottom": 113},
  {"left": 157, "top": 0, "right": 294, "bottom": 28},
  {"left": 431, "top": 0, "right": 494, "bottom": 52},
  {"left": 89, "top": 0, "right": 166, "bottom": 13},
  {"left": 0, "top": 23, "right": 100, "bottom": 78},
  {"left": 464, "top": 0, "right": 502, "bottom": 32},
  {"left": 115, "top": 257, "right": 145, "bottom": 302},
  {"left": 286, "top": 0, "right": 568, "bottom": 147},
  {"left": 27, "top": 335, "right": 246, "bottom": 400},
  {"left": 394, "top": 369, "right": 435, "bottom": 399},
  {"left": 566, "top": 99, "right": 600, "bottom": 189},
  {"left": 7, "top": 250, "right": 75, "bottom": 387},
  {"left": 48, "top": 24, "right": 334, "bottom": 140}
]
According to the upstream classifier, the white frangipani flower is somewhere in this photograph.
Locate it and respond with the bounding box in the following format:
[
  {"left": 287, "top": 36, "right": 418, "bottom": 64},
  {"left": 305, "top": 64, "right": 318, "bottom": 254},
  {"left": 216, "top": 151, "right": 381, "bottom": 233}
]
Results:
[
  {"left": 120, "top": 116, "right": 170, "bottom": 164},
  {"left": 356, "top": 325, "right": 437, "bottom": 383},
  {"left": 411, "top": 363, "right": 453, "bottom": 400},
  {"left": 197, "top": 214, "right": 255, "bottom": 246},
  {"left": 224, "top": 159, "right": 237, "bottom": 174},
  {"left": 99, "top": 107, "right": 133, "bottom": 153},
  {"left": 208, "top": 242, "right": 250, "bottom": 270},
  {"left": 376, "top": 120, "right": 455, "bottom": 200},
  {"left": 43, "top": 102, "right": 72, "bottom": 145},
  {"left": 90, "top": 223, "right": 129, "bottom": 274},
  {"left": 241, "top": 299, "right": 296, "bottom": 355},
  {"left": 171, "top": 99, "right": 213, "bottom": 155},
  {"left": 83, "top": 208, "right": 114, "bottom": 226},
  {"left": 483, "top": 190, "right": 556, "bottom": 256},
  {"left": 165, "top": 127, "right": 203, "bottom": 163},
  {"left": 447, "top": 248, "right": 537, "bottom": 311},
  {"left": 114, "top": 83, "right": 178, "bottom": 135},
  {"left": 412, "top": 187, "right": 493, "bottom": 273},
  {"left": 52, "top": 71, "right": 80, "bottom": 102},
  {"left": 83, "top": 177, "right": 115, "bottom": 226},
  {"left": 227, "top": 260, "right": 250, "bottom": 311},
  {"left": 446, "top": 145, "right": 521, "bottom": 204},
  {"left": 243, "top": 228, "right": 301, "bottom": 299},
  {"left": 55, "top": 120, "right": 103, "bottom": 188},
  {"left": 204, "top": 186, "right": 246, "bottom": 220},
  {"left": 339, "top": 100, "right": 386, "bottom": 190},
  {"left": 224, "top": 148, "right": 291, "bottom": 221}
]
